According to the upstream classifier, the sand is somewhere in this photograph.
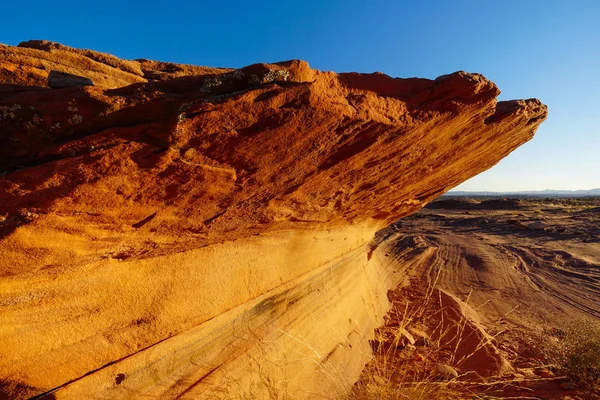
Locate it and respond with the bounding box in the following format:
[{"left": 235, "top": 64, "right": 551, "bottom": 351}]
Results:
[{"left": 353, "top": 197, "right": 600, "bottom": 399}]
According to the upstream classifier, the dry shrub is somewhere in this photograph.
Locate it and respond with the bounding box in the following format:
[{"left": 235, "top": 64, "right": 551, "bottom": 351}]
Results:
[{"left": 546, "top": 319, "right": 600, "bottom": 388}]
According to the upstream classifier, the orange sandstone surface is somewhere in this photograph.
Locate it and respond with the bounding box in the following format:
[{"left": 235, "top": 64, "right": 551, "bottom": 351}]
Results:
[{"left": 0, "top": 41, "right": 547, "bottom": 399}]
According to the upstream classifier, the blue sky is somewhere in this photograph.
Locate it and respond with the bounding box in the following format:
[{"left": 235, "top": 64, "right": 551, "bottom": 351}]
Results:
[{"left": 2, "top": 0, "right": 598, "bottom": 190}]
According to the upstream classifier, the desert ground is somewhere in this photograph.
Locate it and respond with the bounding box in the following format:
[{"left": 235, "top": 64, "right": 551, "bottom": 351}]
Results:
[{"left": 353, "top": 197, "right": 600, "bottom": 399}]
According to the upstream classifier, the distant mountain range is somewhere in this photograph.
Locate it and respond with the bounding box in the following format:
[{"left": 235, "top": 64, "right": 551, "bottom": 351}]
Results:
[{"left": 446, "top": 189, "right": 600, "bottom": 198}]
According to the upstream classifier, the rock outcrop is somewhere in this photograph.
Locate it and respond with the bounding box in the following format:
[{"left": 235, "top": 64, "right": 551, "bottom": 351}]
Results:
[
  {"left": 0, "top": 41, "right": 547, "bottom": 399},
  {"left": 0, "top": 40, "right": 229, "bottom": 89}
]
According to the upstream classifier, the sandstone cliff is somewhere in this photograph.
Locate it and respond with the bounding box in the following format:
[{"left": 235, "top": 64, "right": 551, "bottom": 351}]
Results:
[{"left": 0, "top": 41, "right": 547, "bottom": 399}]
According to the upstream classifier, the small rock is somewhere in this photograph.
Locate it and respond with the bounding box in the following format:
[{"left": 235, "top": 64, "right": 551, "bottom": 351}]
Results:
[
  {"left": 19, "top": 211, "right": 39, "bottom": 221},
  {"left": 399, "top": 328, "right": 415, "bottom": 345},
  {"left": 533, "top": 367, "right": 554, "bottom": 378},
  {"left": 527, "top": 221, "right": 547, "bottom": 230},
  {"left": 408, "top": 327, "right": 430, "bottom": 340},
  {"left": 560, "top": 381, "right": 574, "bottom": 390},
  {"left": 435, "top": 364, "right": 458, "bottom": 380}
]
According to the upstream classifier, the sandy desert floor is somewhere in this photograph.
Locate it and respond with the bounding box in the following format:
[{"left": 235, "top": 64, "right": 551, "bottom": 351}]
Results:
[{"left": 353, "top": 197, "right": 600, "bottom": 399}]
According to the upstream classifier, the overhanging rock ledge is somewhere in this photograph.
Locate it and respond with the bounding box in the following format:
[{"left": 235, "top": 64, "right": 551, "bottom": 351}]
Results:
[{"left": 0, "top": 41, "right": 547, "bottom": 399}]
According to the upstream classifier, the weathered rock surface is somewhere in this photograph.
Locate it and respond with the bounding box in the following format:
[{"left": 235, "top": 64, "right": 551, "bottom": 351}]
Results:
[
  {"left": 48, "top": 70, "right": 94, "bottom": 88},
  {"left": 0, "top": 41, "right": 547, "bottom": 399},
  {"left": 0, "top": 40, "right": 229, "bottom": 89}
]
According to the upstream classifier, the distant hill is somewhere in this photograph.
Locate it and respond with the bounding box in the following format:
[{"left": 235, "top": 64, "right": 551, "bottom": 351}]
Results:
[{"left": 446, "top": 189, "right": 600, "bottom": 198}]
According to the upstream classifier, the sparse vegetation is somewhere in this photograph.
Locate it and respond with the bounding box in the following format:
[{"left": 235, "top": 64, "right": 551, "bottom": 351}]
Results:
[
  {"left": 545, "top": 319, "right": 600, "bottom": 389},
  {"left": 349, "top": 281, "right": 479, "bottom": 400}
]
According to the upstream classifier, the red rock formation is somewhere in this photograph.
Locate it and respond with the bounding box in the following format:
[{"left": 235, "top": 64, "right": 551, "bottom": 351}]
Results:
[
  {"left": 0, "top": 40, "right": 228, "bottom": 89},
  {"left": 0, "top": 41, "right": 547, "bottom": 399}
]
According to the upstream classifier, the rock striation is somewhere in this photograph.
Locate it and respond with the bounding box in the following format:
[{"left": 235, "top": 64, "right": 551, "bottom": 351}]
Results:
[{"left": 0, "top": 41, "right": 547, "bottom": 399}]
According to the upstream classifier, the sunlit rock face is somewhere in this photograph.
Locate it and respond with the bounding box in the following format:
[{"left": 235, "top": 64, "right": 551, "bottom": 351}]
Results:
[{"left": 0, "top": 41, "right": 546, "bottom": 399}]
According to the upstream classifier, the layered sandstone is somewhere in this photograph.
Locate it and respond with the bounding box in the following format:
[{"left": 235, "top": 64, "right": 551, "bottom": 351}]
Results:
[{"left": 0, "top": 41, "right": 547, "bottom": 399}]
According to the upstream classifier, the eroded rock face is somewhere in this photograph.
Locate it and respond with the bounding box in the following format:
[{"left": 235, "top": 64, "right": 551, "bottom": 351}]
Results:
[
  {"left": 0, "top": 40, "right": 229, "bottom": 89},
  {"left": 0, "top": 41, "right": 547, "bottom": 399}
]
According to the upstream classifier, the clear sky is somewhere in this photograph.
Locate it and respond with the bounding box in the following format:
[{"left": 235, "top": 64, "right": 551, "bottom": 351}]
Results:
[{"left": 2, "top": 0, "right": 598, "bottom": 191}]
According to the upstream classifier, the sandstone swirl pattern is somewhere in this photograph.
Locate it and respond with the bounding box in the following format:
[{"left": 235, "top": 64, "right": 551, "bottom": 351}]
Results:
[{"left": 0, "top": 41, "right": 546, "bottom": 399}]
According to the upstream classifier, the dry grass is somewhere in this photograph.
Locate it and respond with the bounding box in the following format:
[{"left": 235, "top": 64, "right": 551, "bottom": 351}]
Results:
[
  {"left": 348, "top": 316, "right": 463, "bottom": 398},
  {"left": 351, "top": 294, "right": 600, "bottom": 400},
  {"left": 349, "top": 281, "right": 469, "bottom": 399},
  {"left": 347, "top": 259, "right": 528, "bottom": 400}
]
